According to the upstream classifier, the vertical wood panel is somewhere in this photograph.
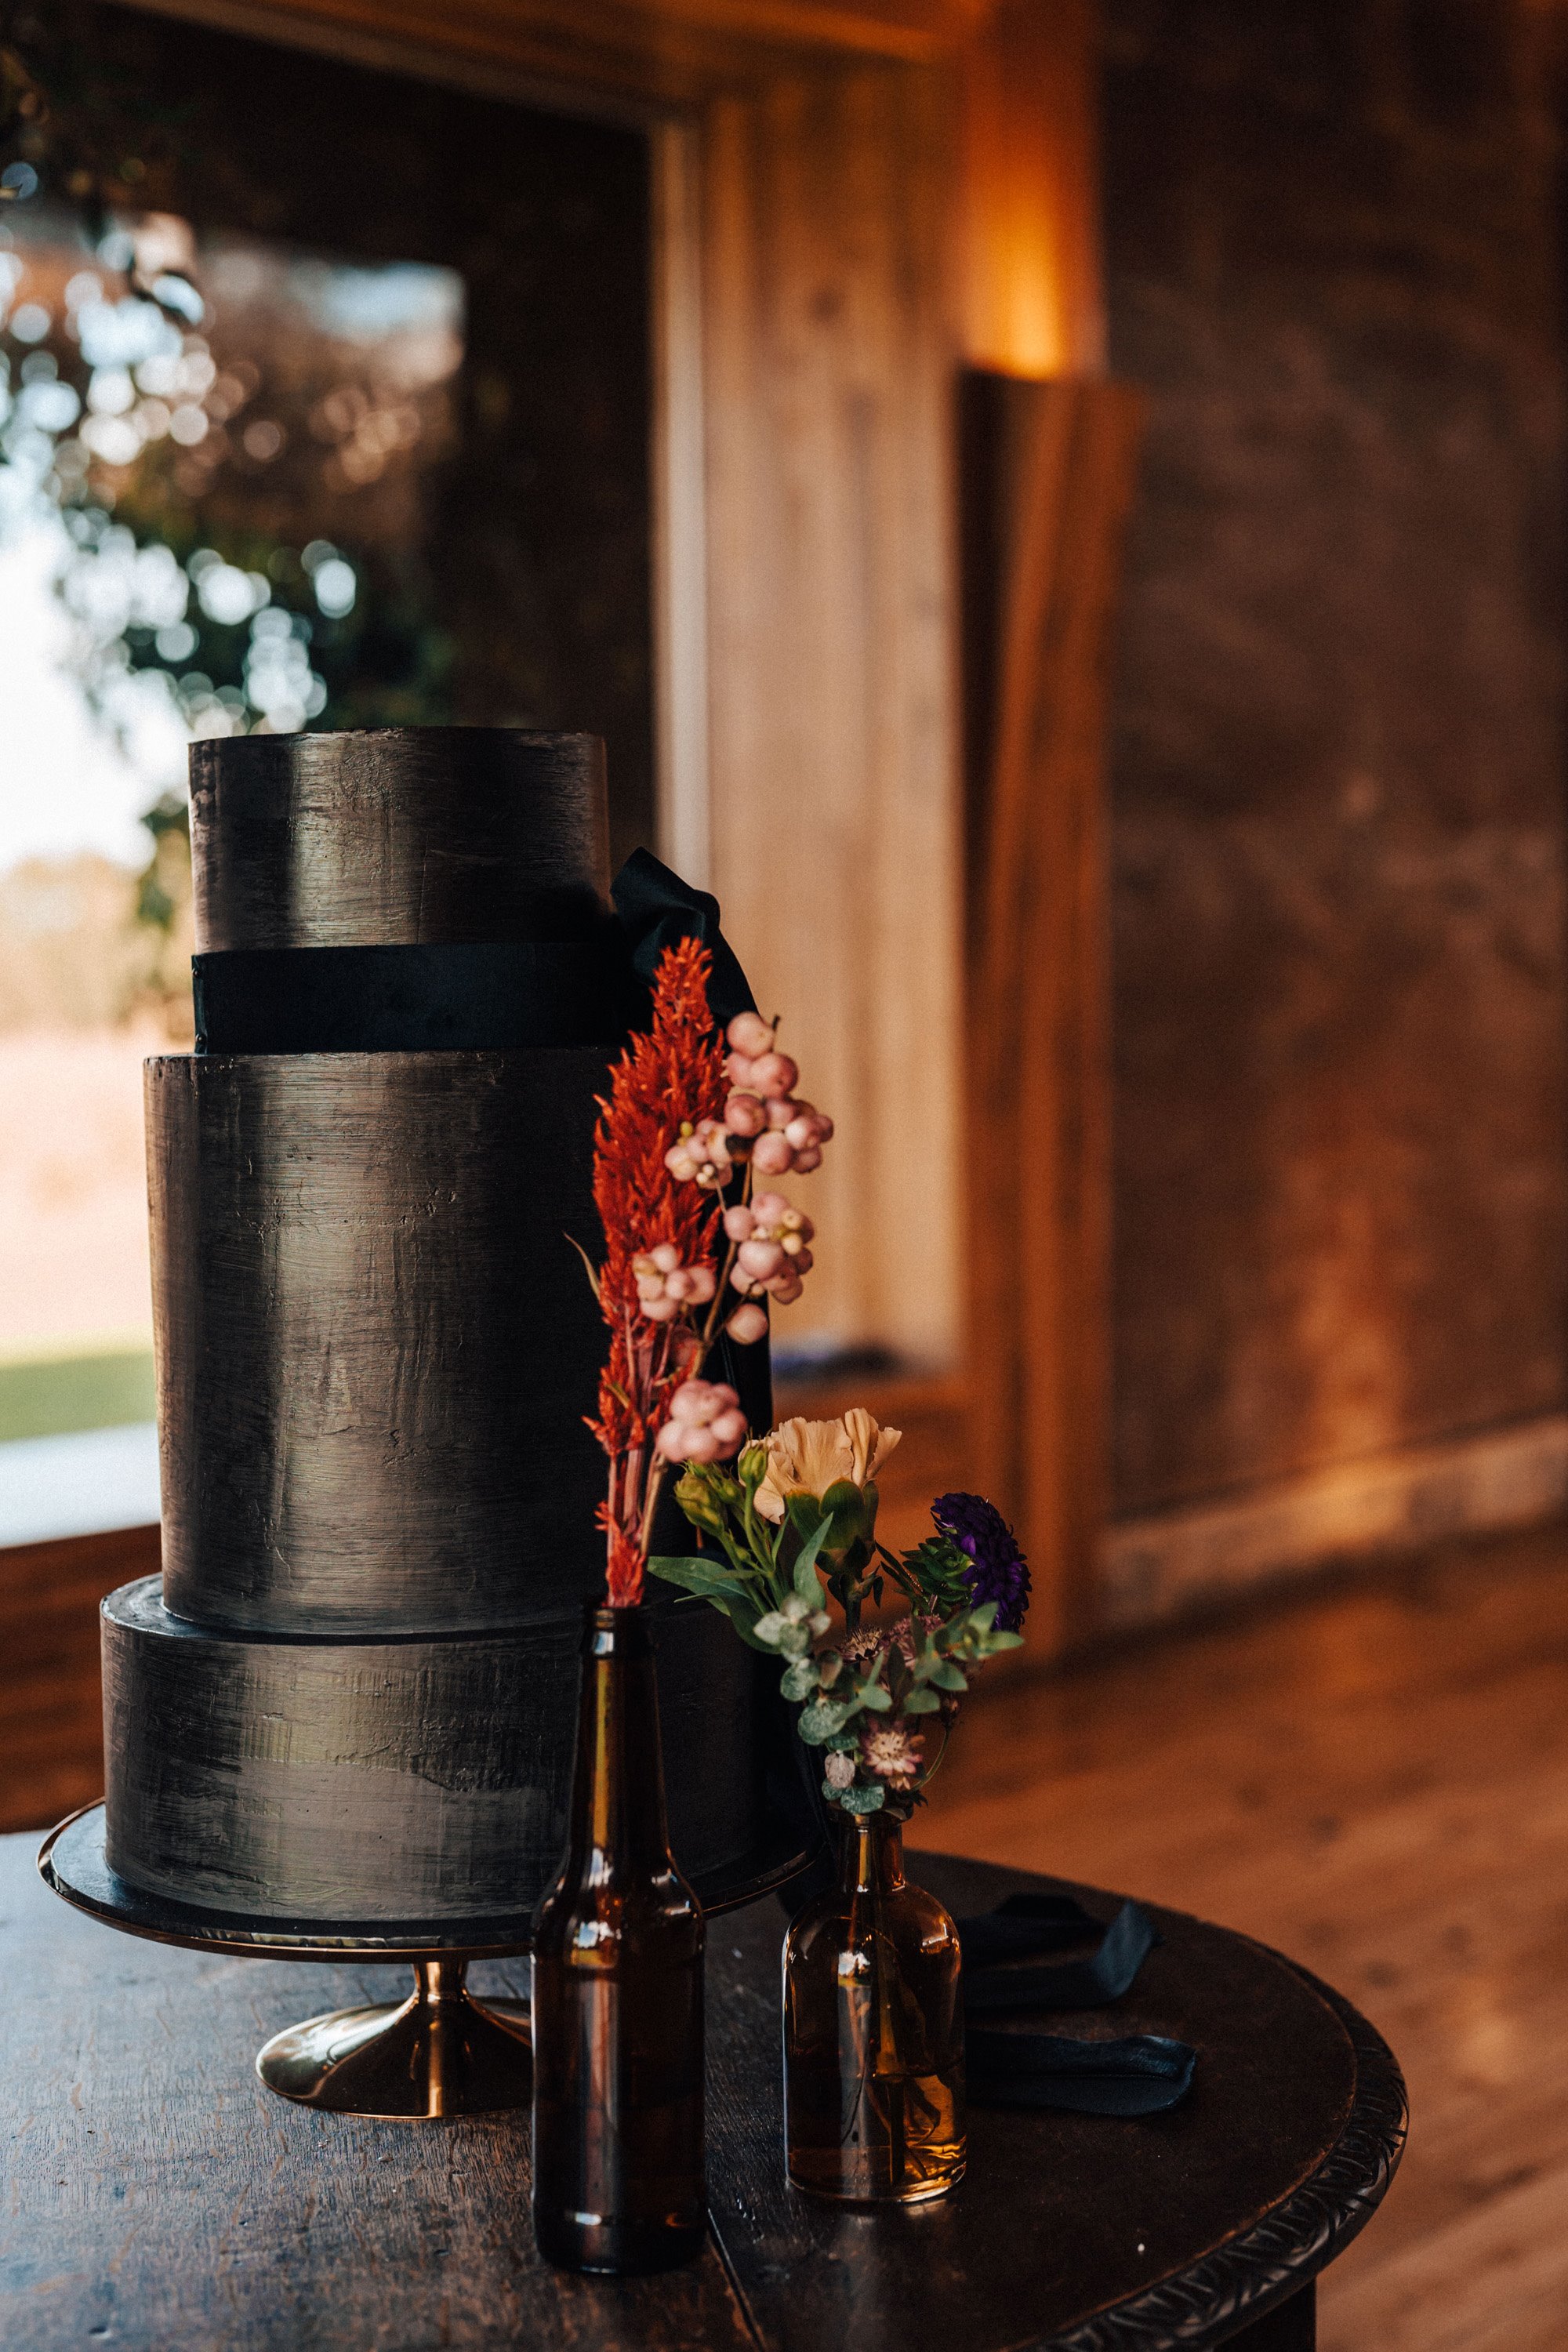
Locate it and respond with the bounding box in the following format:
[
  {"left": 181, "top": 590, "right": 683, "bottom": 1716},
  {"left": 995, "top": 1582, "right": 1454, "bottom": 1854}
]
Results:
[
  {"left": 702, "top": 61, "right": 964, "bottom": 1369},
  {"left": 652, "top": 117, "right": 715, "bottom": 889},
  {"left": 963, "top": 373, "right": 1141, "bottom": 1650}
]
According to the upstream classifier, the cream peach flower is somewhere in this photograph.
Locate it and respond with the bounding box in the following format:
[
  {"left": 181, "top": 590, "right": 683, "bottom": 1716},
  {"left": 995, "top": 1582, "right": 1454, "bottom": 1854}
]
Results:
[{"left": 753, "top": 1409, "right": 902, "bottom": 1524}]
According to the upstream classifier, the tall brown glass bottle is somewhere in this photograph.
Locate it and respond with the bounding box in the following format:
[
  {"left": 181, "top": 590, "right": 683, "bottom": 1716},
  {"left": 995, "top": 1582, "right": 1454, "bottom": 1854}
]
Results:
[{"left": 530, "top": 1605, "right": 706, "bottom": 2274}]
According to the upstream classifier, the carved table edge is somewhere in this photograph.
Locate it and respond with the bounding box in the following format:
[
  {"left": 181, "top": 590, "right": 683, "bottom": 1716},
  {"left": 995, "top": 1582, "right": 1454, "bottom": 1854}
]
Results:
[{"left": 1040, "top": 1937, "right": 1408, "bottom": 2352}]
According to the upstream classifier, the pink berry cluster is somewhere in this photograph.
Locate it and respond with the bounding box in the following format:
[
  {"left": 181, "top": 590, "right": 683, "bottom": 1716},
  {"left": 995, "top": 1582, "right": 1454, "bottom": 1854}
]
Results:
[
  {"left": 662, "top": 1116, "right": 731, "bottom": 1189},
  {"left": 633, "top": 1246, "right": 718, "bottom": 1325},
  {"left": 655, "top": 1378, "right": 749, "bottom": 1464},
  {"left": 724, "top": 1192, "right": 814, "bottom": 1305},
  {"left": 664, "top": 1011, "right": 833, "bottom": 1189}
]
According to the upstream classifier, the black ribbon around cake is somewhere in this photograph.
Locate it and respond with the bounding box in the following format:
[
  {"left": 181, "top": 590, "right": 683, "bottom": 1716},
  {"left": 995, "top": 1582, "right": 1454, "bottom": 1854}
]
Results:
[
  {"left": 191, "top": 848, "right": 756, "bottom": 1054},
  {"left": 959, "top": 1893, "right": 1196, "bottom": 2116}
]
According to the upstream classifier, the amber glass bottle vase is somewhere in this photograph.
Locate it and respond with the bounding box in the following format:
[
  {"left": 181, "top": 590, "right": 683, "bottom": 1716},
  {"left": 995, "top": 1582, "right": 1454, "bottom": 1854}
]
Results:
[
  {"left": 530, "top": 1605, "right": 706, "bottom": 2274},
  {"left": 782, "top": 1808, "right": 964, "bottom": 2201}
]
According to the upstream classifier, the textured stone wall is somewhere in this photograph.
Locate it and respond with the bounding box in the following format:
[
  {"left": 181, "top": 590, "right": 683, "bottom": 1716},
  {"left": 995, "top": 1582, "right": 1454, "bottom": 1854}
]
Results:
[{"left": 1102, "top": 0, "right": 1568, "bottom": 1515}]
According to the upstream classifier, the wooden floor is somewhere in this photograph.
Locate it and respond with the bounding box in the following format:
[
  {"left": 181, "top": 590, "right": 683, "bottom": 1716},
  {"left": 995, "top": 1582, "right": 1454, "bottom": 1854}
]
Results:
[{"left": 915, "top": 1519, "right": 1568, "bottom": 2352}]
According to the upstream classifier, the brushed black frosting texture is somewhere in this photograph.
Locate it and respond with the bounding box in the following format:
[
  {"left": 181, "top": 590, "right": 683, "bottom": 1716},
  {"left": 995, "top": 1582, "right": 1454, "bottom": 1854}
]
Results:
[
  {"left": 190, "top": 728, "right": 610, "bottom": 953},
  {"left": 148, "top": 1050, "right": 610, "bottom": 1636},
  {"left": 103, "top": 1581, "right": 760, "bottom": 1922}
]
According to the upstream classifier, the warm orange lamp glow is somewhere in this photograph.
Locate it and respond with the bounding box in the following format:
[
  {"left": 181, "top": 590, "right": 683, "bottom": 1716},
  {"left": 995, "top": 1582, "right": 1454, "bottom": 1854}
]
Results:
[{"left": 961, "top": 0, "right": 1105, "bottom": 380}]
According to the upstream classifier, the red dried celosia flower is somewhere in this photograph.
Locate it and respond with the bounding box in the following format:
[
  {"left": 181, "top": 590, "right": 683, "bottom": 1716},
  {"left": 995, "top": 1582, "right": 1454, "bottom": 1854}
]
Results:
[{"left": 589, "top": 938, "right": 726, "bottom": 1603}]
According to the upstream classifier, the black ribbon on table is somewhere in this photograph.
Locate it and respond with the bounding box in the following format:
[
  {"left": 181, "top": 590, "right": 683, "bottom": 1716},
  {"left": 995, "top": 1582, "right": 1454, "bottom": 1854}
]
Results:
[
  {"left": 958, "top": 1893, "right": 1196, "bottom": 2117},
  {"left": 192, "top": 847, "right": 756, "bottom": 1054}
]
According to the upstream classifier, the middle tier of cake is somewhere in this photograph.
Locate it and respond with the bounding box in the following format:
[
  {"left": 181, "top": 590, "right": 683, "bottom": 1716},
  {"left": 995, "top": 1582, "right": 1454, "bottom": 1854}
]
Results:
[
  {"left": 147, "top": 1047, "right": 615, "bottom": 1636},
  {"left": 102, "top": 1580, "right": 766, "bottom": 1923}
]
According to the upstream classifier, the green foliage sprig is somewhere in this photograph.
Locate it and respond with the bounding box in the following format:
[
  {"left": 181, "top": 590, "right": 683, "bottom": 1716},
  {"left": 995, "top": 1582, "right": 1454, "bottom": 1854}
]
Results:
[{"left": 651, "top": 1441, "right": 1023, "bottom": 1821}]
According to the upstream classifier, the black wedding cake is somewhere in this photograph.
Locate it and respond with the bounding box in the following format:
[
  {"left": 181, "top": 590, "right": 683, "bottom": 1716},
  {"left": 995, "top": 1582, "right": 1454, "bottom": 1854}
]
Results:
[{"left": 100, "top": 728, "right": 772, "bottom": 1925}]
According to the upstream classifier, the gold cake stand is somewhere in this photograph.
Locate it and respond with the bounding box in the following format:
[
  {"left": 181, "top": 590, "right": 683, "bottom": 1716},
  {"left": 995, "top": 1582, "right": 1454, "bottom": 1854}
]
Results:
[{"left": 39, "top": 1802, "right": 814, "bottom": 2122}]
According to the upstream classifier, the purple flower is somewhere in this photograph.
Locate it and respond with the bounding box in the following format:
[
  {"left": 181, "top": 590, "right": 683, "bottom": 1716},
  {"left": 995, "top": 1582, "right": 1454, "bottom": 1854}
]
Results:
[{"left": 931, "top": 1492, "right": 1031, "bottom": 1633}]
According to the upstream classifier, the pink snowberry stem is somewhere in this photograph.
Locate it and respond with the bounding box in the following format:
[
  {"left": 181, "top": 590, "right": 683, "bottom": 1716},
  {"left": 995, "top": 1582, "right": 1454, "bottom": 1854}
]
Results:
[{"left": 639, "top": 1004, "right": 836, "bottom": 1444}]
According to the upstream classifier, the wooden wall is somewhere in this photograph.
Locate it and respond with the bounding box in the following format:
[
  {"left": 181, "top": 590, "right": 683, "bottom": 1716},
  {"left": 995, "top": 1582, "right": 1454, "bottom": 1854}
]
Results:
[
  {"left": 1098, "top": 0, "right": 1568, "bottom": 1612},
  {"left": 0, "top": 1526, "right": 157, "bottom": 1835}
]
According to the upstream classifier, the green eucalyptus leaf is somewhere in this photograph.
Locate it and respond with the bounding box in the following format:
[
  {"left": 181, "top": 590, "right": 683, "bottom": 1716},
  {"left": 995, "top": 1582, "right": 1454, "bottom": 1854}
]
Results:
[
  {"left": 930, "top": 1660, "right": 969, "bottom": 1692},
  {"left": 855, "top": 1680, "right": 893, "bottom": 1713},
  {"left": 901, "top": 1687, "right": 942, "bottom": 1714},
  {"left": 836, "top": 1782, "right": 885, "bottom": 1815},
  {"left": 724, "top": 1600, "right": 776, "bottom": 1653},
  {"left": 823, "top": 1730, "right": 859, "bottom": 1751},
  {"left": 797, "top": 1697, "right": 855, "bottom": 1745},
  {"left": 780, "top": 1657, "right": 820, "bottom": 1701},
  {"left": 752, "top": 1610, "right": 789, "bottom": 1646}
]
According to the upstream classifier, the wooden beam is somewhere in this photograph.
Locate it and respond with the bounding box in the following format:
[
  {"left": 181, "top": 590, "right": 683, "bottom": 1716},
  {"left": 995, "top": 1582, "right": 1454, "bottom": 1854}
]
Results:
[
  {"left": 960, "top": 372, "right": 1141, "bottom": 1653},
  {"left": 102, "top": 0, "right": 993, "bottom": 107}
]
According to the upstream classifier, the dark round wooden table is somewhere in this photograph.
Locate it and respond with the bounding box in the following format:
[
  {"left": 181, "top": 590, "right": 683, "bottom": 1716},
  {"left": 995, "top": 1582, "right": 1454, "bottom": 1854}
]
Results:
[
  {"left": 0, "top": 1836, "right": 1403, "bottom": 2350},
  {"left": 711, "top": 1853, "right": 1407, "bottom": 2352}
]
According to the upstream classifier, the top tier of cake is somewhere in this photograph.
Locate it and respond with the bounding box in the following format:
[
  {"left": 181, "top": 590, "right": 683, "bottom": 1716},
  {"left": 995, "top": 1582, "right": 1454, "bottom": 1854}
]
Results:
[
  {"left": 155, "top": 728, "right": 625, "bottom": 1638},
  {"left": 191, "top": 728, "right": 610, "bottom": 953}
]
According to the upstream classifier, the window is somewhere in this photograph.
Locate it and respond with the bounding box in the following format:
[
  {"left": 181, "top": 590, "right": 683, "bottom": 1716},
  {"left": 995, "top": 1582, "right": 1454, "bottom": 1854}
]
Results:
[{"left": 0, "top": 4, "right": 653, "bottom": 1538}]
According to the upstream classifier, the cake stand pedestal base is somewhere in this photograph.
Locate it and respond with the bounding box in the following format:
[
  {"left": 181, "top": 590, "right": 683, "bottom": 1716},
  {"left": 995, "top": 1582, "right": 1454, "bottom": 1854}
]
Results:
[
  {"left": 37, "top": 1805, "right": 540, "bottom": 2119},
  {"left": 38, "top": 1802, "right": 815, "bottom": 2120},
  {"left": 257, "top": 1958, "right": 532, "bottom": 2116}
]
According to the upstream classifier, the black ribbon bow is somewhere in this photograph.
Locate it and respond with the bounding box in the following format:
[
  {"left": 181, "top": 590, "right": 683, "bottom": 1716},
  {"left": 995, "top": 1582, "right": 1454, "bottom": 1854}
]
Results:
[
  {"left": 958, "top": 1893, "right": 1196, "bottom": 2117},
  {"left": 612, "top": 848, "right": 757, "bottom": 1027}
]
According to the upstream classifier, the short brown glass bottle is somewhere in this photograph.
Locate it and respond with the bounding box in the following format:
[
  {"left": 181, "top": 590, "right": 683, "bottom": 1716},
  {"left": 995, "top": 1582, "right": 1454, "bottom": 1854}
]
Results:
[
  {"left": 530, "top": 1605, "right": 706, "bottom": 2274},
  {"left": 783, "top": 1808, "right": 964, "bottom": 2202}
]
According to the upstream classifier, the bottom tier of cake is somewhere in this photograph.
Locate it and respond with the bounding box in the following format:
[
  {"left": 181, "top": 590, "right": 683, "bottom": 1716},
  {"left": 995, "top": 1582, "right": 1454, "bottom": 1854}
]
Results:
[{"left": 102, "top": 1579, "right": 764, "bottom": 1922}]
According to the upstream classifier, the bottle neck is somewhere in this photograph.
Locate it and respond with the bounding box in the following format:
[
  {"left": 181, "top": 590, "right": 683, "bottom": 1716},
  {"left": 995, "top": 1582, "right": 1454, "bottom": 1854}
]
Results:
[
  {"left": 565, "top": 1604, "right": 673, "bottom": 1878},
  {"left": 840, "top": 1807, "right": 906, "bottom": 1898}
]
